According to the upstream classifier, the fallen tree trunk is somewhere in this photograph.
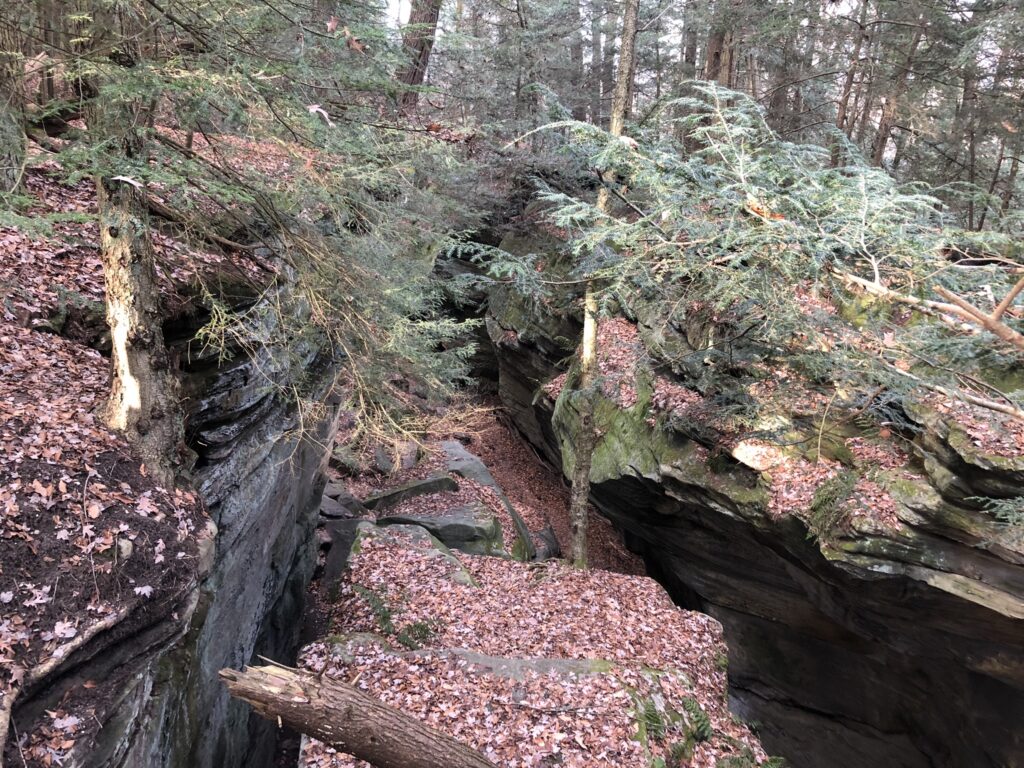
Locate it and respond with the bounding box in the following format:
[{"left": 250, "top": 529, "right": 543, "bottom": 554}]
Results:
[{"left": 219, "top": 665, "right": 497, "bottom": 768}]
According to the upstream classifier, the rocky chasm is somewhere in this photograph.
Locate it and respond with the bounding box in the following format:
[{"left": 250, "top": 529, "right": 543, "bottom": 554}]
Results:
[{"left": 465, "top": 224, "right": 1024, "bottom": 768}]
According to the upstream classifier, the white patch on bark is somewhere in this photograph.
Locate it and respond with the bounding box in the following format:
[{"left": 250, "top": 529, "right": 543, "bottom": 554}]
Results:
[{"left": 109, "top": 302, "right": 142, "bottom": 426}]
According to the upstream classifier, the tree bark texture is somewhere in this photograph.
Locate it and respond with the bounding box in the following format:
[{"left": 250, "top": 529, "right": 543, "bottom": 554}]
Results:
[
  {"left": 569, "top": 0, "right": 586, "bottom": 120},
  {"left": 703, "top": 1, "right": 736, "bottom": 89},
  {"left": 96, "top": 160, "right": 182, "bottom": 487},
  {"left": 567, "top": 288, "right": 597, "bottom": 569},
  {"left": 396, "top": 0, "right": 444, "bottom": 113},
  {"left": 835, "top": 0, "right": 869, "bottom": 135},
  {"left": 0, "top": 3, "right": 26, "bottom": 194},
  {"left": 220, "top": 665, "right": 497, "bottom": 768},
  {"left": 87, "top": 7, "right": 182, "bottom": 487}
]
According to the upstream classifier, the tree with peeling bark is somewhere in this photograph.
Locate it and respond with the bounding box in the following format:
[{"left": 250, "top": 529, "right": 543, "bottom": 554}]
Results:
[
  {"left": 82, "top": 6, "right": 182, "bottom": 488},
  {"left": 567, "top": 0, "right": 639, "bottom": 570},
  {"left": 220, "top": 664, "right": 497, "bottom": 768}
]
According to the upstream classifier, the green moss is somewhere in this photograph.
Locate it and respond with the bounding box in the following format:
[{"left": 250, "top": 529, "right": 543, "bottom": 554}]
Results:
[
  {"left": 838, "top": 292, "right": 890, "bottom": 329},
  {"left": 947, "top": 427, "right": 1024, "bottom": 472}
]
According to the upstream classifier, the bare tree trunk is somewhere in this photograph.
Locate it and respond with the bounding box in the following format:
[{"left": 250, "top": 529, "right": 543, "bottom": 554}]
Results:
[
  {"left": 87, "top": 7, "right": 181, "bottom": 487},
  {"left": 835, "top": 0, "right": 869, "bottom": 135},
  {"left": 831, "top": 0, "right": 869, "bottom": 165},
  {"left": 589, "top": 0, "right": 602, "bottom": 123},
  {"left": 220, "top": 665, "right": 497, "bottom": 768},
  {"left": 977, "top": 138, "right": 1005, "bottom": 231},
  {"left": 679, "top": 5, "right": 698, "bottom": 83},
  {"left": 871, "top": 18, "right": 923, "bottom": 166},
  {"left": 599, "top": 0, "right": 619, "bottom": 128},
  {"left": 570, "top": 0, "right": 586, "bottom": 120},
  {"left": 674, "top": 2, "right": 698, "bottom": 143},
  {"left": 703, "top": 27, "right": 725, "bottom": 83},
  {"left": 852, "top": 16, "right": 882, "bottom": 147},
  {"left": 702, "top": 0, "right": 737, "bottom": 88},
  {"left": 567, "top": 289, "right": 597, "bottom": 569},
  {"left": 0, "top": 4, "right": 26, "bottom": 195},
  {"left": 767, "top": 33, "right": 794, "bottom": 130},
  {"left": 96, "top": 160, "right": 182, "bottom": 487},
  {"left": 568, "top": 0, "right": 639, "bottom": 570},
  {"left": 999, "top": 145, "right": 1020, "bottom": 221},
  {"left": 395, "top": 0, "right": 445, "bottom": 114}
]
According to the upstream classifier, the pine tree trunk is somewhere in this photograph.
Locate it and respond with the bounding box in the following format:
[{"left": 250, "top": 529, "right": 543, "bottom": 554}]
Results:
[
  {"left": 0, "top": 4, "right": 26, "bottom": 195},
  {"left": 835, "top": 0, "right": 868, "bottom": 134},
  {"left": 977, "top": 138, "right": 1005, "bottom": 231},
  {"left": 220, "top": 665, "right": 497, "bottom": 768},
  {"left": 674, "top": 3, "right": 698, "bottom": 143},
  {"left": 395, "top": 0, "right": 444, "bottom": 113},
  {"left": 999, "top": 147, "right": 1019, "bottom": 219},
  {"left": 570, "top": 0, "right": 586, "bottom": 120},
  {"left": 567, "top": 0, "right": 639, "bottom": 570},
  {"left": 567, "top": 288, "right": 597, "bottom": 569},
  {"left": 589, "top": 0, "right": 602, "bottom": 124},
  {"left": 599, "top": 0, "right": 619, "bottom": 129},
  {"left": 871, "top": 18, "right": 923, "bottom": 166},
  {"left": 703, "top": 28, "right": 725, "bottom": 82}
]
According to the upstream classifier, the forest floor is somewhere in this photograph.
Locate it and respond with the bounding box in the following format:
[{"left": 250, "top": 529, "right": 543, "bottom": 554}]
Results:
[{"left": 296, "top": 405, "right": 769, "bottom": 768}]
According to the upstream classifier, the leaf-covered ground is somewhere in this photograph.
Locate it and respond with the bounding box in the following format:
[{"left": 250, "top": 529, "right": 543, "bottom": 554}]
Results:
[
  {"left": 301, "top": 530, "right": 767, "bottom": 768},
  {"left": 1, "top": 165, "right": 213, "bottom": 766},
  {"left": 294, "top": 403, "right": 771, "bottom": 767},
  {"left": 339, "top": 404, "right": 644, "bottom": 573}
]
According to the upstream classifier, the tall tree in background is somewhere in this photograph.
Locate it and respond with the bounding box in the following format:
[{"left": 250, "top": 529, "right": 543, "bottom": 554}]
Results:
[
  {"left": 870, "top": 10, "right": 925, "bottom": 166},
  {"left": 396, "top": 0, "right": 445, "bottom": 113},
  {"left": 0, "top": 3, "right": 25, "bottom": 195},
  {"left": 567, "top": 0, "right": 640, "bottom": 569}
]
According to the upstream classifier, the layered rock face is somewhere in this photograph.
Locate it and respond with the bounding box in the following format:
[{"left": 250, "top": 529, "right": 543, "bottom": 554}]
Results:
[
  {"left": 81, "top": 277, "right": 337, "bottom": 768},
  {"left": 476, "top": 230, "right": 1024, "bottom": 768}
]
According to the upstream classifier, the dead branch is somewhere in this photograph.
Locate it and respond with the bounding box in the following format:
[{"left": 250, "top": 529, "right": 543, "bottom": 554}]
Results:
[
  {"left": 219, "top": 665, "right": 497, "bottom": 768},
  {"left": 834, "top": 269, "right": 1024, "bottom": 353}
]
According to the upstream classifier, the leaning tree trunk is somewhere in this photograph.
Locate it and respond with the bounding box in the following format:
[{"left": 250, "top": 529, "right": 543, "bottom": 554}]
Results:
[
  {"left": 395, "top": 0, "right": 444, "bottom": 114},
  {"left": 220, "top": 665, "right": 497, "bottom": 768},
  {"left": 568, "top": 0, "right": 639, "bottom": 570},
  {"left": 87, "top": 8, "right": 181, "bottom": 488},
  {"left": 0, "top": 3, "right": 26, "bottom": 195}
]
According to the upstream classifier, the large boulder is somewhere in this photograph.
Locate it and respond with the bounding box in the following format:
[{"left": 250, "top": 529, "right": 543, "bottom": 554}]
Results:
[{"left": 379, "top": 501, "right": 506, "bottom": 557}]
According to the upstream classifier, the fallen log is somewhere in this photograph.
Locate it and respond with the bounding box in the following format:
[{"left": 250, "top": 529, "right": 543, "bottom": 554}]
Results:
[{"left": 219, "top": 664, "right": 496, "bottom": 768}]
